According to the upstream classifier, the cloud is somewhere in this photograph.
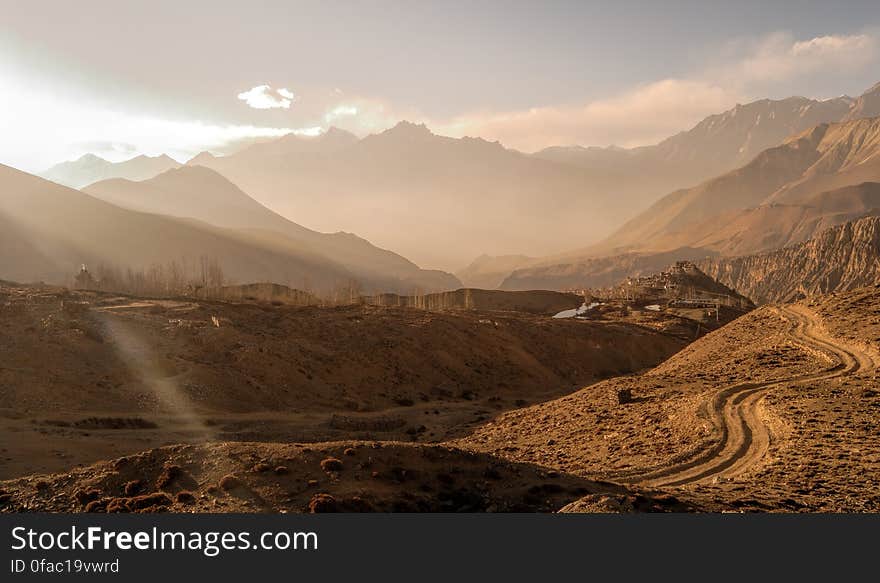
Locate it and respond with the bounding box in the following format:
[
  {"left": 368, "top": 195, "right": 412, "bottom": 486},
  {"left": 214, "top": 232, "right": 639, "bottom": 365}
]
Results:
[
  {"left": 434, "top": 79, "right": 736, "bottom": 151},
  {"left": 720, "top": 32, "right": 878, "bottom": 89},
  {"left": 237, "top": 85, "right": 294, "bottom": 109},
  {"left": 324, "top": 105, "right": 359, "bottom": 123},
  {"left": 73, "top": 140, "right": 138, "bottom": 155},
  {"left": 431, "top": 31, "right": 880, "bottom": 151}
]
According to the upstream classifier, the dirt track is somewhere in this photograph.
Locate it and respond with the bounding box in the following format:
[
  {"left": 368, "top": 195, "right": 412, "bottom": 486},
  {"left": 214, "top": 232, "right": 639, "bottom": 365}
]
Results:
[{"left": 621, "top": 304, "right": 876, "bottom": 488}]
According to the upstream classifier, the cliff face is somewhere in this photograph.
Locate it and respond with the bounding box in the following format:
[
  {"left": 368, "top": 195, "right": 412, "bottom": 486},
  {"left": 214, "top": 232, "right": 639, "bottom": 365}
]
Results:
[{"left": 699, "top": 215, "right": 880, "bottom": 304}]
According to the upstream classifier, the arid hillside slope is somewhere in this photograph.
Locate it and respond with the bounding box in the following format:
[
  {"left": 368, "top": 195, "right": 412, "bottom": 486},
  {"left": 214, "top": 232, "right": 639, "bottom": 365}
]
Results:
[
  {"left": 0, "top": 282, "right": 688, "bottom": 479},
  {"left": 0, "top": 163, "right": 359, "bottom": 291},
  {"left": 85, "top": 166, "right": 460, "bottom": 293},
  {"left": 0, "top": 442, "right": 696, "bottom": 513},
  {"left": 460, "top": 288, "right": 880, "bottom": 512},
  {"left": 600, "top": 115, "right": 880, "bottom": 254},
  {"left": 501, "top": 118, "right": 880, "bottom": 292}
]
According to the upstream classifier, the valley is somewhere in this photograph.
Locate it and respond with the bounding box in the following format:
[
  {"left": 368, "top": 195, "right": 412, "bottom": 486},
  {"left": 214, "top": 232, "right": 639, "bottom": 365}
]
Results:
[
  {"left": 4, "top": 272, "right": 879, "bottom": 513},
  {"left": 3, "top": 50, "right": 880, "bottom": 516}
]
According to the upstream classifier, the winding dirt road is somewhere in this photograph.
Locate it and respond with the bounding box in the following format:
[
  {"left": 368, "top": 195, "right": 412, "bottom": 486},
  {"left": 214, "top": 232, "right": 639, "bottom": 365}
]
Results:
[{"left": 623, "top": 304, "right": 876, "bottom": 488}]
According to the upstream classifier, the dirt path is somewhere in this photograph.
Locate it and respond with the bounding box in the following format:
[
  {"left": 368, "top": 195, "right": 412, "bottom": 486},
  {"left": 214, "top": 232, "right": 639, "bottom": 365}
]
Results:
[{"left": 619, "top": 304, "right": 876, "bottom": 488}]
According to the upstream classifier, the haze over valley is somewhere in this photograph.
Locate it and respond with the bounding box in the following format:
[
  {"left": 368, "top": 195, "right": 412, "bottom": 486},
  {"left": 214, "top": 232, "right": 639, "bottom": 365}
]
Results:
[{"left": 3, "top": 1, "right": 880, "bottom": 514}]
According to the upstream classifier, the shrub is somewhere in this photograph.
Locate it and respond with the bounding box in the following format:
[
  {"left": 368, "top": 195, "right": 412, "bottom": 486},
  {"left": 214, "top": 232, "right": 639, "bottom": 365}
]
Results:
[
  {"left": 75, "top": 488, "right": 101, "bottom": 506},
  {"left": 126, "top": 493, "right": 173, "bottom": 512},
  {"left": 308, "top": 493, "right": 338, "bottom": 513},
  {"left": 155, "top": 465, "right": 182, "bottom": 490},
  {"left": 124, "top": 480, "right": 145, "bottom": 496},
  {"left": 320, "top": 457, "right": 343, "bottom": 472},
  {"left": 175, "top": 491, "right": 196, "bottom": 505},
  {"left": 84, "top": 499, "right": 108, "bottom": 513}
]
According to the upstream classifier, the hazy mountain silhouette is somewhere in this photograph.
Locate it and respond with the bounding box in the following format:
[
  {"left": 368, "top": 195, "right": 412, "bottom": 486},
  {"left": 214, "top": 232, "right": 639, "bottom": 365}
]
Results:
[
  {"left": 41, "top": 153, "right": 181, "bottom": 189},
  {"left": 190, "top": 122, "right": 665, "bottom": 270},
  {"left": 456, "top": 254, "right": 536, "bottom": 289},
  {"left": 498, "top": 91, "right": 880, "bottom": 292},
  {"left": 0, "top": 163, "right": 414, "bottom": 293},
  {"left": 84, "top": 165, "right": 460, "bottom": 292}
]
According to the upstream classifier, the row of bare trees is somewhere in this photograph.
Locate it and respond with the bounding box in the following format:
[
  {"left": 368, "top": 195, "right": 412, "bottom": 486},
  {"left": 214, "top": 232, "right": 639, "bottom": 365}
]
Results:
[
  {"left": 74, "top": 256, "right": 225, "bottom": 297},
  {"left": 72, "top": 259, "right": 449, "bottom": 308}
]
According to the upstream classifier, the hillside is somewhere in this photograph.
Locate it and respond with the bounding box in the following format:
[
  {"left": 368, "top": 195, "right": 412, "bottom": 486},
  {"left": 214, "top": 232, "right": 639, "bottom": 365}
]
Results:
[
  {"left": 601, "top": 115, "right": 880, "bottom": 253},
  {"left": 699, "top": 215, "right": 880, "bottom": 304},
  {"left": 501, "top": 114, "right": 880, "bottom": 291},
  {"left": 460, "top": 291, "right": 880, "bottom": 512},
  {"left": 0, "top": 282, "right": 689, "bottom": 479},
  {"left": 0, "top": 441, "right": 695, "bottom": 513},
  {"left": 0, "top": 163, "right": 371, "bottom": 292},
  {"left": 84, "top": 166, "right": 460, "bottom": 293},
  {"left": 41, "top": 153, "right": 181, "bottom": 189}
]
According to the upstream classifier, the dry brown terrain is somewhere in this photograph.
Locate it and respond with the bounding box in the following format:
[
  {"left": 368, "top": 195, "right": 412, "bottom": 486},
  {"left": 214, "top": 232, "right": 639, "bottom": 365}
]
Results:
[
  {"left": 459, "top": 289, "right": 880, "bottom": 512},
  {"left": 0, "top": 282, "right": 687, "bottom": 481},
  {"left": 4, "top": 279, "right": 879, "bottom": 513},
  {"left": 0, "top": 442, "right": 695, "bottom": 513}
]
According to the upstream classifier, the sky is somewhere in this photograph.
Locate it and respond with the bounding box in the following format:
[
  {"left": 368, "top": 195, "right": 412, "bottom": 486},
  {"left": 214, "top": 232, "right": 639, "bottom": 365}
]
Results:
[{"left": 1, "top": 0, "right": 879, "bottom": 171}]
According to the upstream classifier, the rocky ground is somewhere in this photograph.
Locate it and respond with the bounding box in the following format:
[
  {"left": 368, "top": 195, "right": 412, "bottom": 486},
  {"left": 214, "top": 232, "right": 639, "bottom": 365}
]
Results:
[
  {"left": 3, "top": 281, "right": 879, "bottom": 513},
  {"left": 0, "top": 442, "right": 697, "bottom": 513},
  {"left": 0, "top": 283, "right": 688, "bottom": 480},
  {"left": 459, "top": 294, "right": 880, "bottom": 512}
]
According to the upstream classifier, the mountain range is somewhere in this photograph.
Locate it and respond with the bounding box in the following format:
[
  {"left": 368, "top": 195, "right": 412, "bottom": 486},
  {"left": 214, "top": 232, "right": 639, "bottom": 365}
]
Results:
[
  {"left": 195, "top": 94, "right": 880, "bottom": 272},
  {"left": 83, "top": 165, "right": 459, "bottom": 292},
  {"left": 27, "top": 80, "right": 880, "bottom": 301},
  {"left": 0, "top": 163, "right": 458, "bottom": 293},
  {"left": 496, "top": 82, "right": 880, "bottom": 292}
]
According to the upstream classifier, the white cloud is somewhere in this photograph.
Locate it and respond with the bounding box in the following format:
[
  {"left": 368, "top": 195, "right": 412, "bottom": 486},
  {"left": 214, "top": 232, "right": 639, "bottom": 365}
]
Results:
[
  {"left": 729, "top": 32, "right": 878, "bottom": 86},
  {"left": 435, "top": 79, "right": 738, "bottom": 151},
  {"left": 237, "top": 84, "right": 294, "bottom": 109}
]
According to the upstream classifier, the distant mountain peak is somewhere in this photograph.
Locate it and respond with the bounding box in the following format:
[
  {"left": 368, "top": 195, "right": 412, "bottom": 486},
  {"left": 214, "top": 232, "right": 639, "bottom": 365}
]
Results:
[
  {"left": 187, "top": 151, "right": 217, "bottom": 165},
  {"left": 322, "top": 126, "right": 358, "bottom": 139},
  {"left": 76, "top": 153, "right": 108, "bottom": 163},
  {"left": 40, "top": 151, "right": 180, "bottom": 189},
  {"left": 385, "top": 120, "right": 433, "bottom": 137}
]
